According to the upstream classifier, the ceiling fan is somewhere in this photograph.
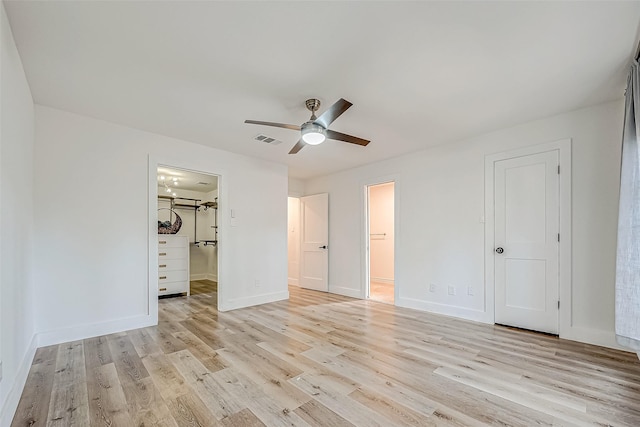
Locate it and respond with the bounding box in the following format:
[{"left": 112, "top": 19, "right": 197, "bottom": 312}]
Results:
[{"left": 245, "top": 98, "right": 370, "bottom": 154}]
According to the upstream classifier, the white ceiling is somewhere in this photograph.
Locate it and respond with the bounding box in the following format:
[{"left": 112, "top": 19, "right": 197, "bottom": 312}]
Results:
[
  {"left": 5, "top": 1, "right": 640, "bottom": 179},
  {"left": 157, "top": 166, "right": 218, "bottom": 193}
]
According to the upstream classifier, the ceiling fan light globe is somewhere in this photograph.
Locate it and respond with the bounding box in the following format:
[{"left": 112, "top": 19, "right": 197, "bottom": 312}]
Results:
[
  {"left": 302, "top": 132, "right": 326, "bottom": 145},
  {"left": 301, "top": 123, "right": 326, "bottom": 145}
]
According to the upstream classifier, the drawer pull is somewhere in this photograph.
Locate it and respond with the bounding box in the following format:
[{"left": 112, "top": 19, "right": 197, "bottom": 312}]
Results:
[
  {"left": 159, "top": 276, "right": 167, "bottom": 280},
  {"left": 159, "top": 252, "right": 167, "bottom": 256},
  {"left": 159, "top": 264, "right": 167, "bottom": 268},
  {"left": 159, "top": 240, "right": 167, "bottom": 244},
  {"left": 159, "top": 287, "right": 167, "bottom": 291}
]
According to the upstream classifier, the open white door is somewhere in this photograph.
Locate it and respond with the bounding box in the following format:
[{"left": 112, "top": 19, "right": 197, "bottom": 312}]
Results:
[
  {"left": 299, "top": 193, "right": 328, "bottom": 292},
  {"left": 494, "top": 150, "right": 559, "bottom": 334}
]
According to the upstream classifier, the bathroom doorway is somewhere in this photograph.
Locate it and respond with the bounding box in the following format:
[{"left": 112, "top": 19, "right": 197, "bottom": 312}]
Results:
[{"left": 366, "top": 182, "right": 395, "bottom": 304}]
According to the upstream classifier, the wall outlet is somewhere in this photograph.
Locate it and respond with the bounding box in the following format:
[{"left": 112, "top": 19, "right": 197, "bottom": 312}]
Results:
[
  {"left": 254, "top": 279, "right": 260, "bottom": 288},
  {"left": 429, "top": 283, "right": 436, "bottom": 292},
  {"left": 448, "top": 286, "right": 456, "bottom": 296},
  {"left": 467, "top": 286, "right": 474, "bottom": 296}
]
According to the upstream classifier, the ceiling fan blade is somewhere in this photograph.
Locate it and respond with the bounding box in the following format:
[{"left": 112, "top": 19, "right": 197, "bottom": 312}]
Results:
[
  {"left": 326, "top": 129, "right": 370, "bottom": 146},
  {"left": 289, "top": 139, "right": 306, "bottom": 154},
  {"left": 244, "top": 120, "right": 301, "bottom": 131},
  {"left": 314, "top": 98, "right": 353, "bottom": 128}
]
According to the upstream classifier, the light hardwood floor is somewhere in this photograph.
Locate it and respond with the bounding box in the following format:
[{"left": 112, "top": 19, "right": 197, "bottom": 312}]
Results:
[
  {"left": 11, "top": 285, "right": 640, "bottom": 426},
  {"left": 369, "top": 280, "right": 394, "bottom": 304}
]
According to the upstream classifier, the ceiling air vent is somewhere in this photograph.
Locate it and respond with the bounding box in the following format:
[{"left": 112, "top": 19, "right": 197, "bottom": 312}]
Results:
[
  {"left": 254, "top": 134, "right": 282, "bottom": 145},
  {"left": 197, "top": 182, "right": 210, "bottom": 186}
]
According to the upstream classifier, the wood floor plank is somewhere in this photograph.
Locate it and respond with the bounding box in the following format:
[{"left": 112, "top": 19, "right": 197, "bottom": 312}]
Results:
[
  {"left": 11, "top": 355, "right": 57, "bottom": 426},
  {"left": 83, "top": 336, "right": 114, "bottom": 372},
  {"left": 168, "top": 392, "right": 221, "bottom": 427},
  {"left": 293, "top": 399, "right": 355, "bottom": 427},
  {"left": 47, "top": 341, "right": 90, "bottom": 426},
  {"left": 86, "top": 362, "right": 135, "bottom": 427},
  {"left": 220, "top": 408, "right": 266, "bottom": 427},
  {"left": 348, "top": 388, "right": 437, "bottom": 427},
  {"left": 32, "top": 345, "right": 59, "bottom": 366},
  {"left": 11, "top": 284, "right": 640, "bottom": 427},
  {"left": 169, "top": 350, "right": 245, "bottom": 420}
]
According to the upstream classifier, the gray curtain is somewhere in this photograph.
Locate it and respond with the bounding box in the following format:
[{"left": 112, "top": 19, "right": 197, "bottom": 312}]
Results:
[{"left": 616, "top": 60, "right": 640, "bottom": 352}]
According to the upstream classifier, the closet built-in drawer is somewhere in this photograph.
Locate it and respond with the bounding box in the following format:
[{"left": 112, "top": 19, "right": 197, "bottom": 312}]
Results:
[
  {"left": 158, "top": 281, "right": 188, "bottom": 296},
  {"left": 158, "top": 258, "right": 188, "bottom": 271},
  {"left": 158, "top": 247, "right": 187, "bottom": 260},
  {"left": 158, "top": 270, "right": 188, "bottom": 283},
  {"left": 158, "top": 237, "right": 188, "bottom": 248}
]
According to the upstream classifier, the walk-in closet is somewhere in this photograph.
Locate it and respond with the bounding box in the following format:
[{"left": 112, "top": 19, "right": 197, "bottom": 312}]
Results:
[{"left": 157, "top": 166, "right": 219, "bottom": 301}]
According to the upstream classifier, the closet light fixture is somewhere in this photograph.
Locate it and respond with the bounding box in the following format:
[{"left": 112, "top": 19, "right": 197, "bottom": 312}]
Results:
[{"left": 159, "top": 174, "right": 180, "bottom": 198}]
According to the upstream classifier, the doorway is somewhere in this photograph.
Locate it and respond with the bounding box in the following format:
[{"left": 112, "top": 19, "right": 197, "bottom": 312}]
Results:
[
  {"left": 157, "top": 166, "right": 219, "bottom": 303},
  {"left": 287, "top": 196, "right": 300, "bottom": 286},
  {"left": 367, "top": 182, "right": 395, "bottom": 304},
  {"left": 485, "top": 139, "right": 571, "bottom": 336}
]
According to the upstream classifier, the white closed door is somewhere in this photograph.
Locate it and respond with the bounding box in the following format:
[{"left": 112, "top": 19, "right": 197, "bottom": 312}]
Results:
[
  {"left": 495, "top": 150, "right": 559, "bottom": 334},
  {"left": 299, "top": 193, "right": 329, "bottom": 292}
]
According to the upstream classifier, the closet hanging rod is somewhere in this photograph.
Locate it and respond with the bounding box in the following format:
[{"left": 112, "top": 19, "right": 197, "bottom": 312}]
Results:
[
  {"left": 172, "top": 203, "right": 201, "bottom": 210},
  {"left": 158, "top": 195, "right": 202, "bottom": 202}
]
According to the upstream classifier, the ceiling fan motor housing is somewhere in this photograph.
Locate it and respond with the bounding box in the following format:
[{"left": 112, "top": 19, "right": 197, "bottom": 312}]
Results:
[{"left": 305, "top": 98, "right": 321, "bottom": 113}]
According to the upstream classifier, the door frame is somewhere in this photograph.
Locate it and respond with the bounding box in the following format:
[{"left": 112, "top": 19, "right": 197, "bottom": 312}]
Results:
[
  {"left": 361, "top": 174, "right": 401, "bottom": 301},
  {"left": 148, "top": 155, "right": 226, "bottom": 324},
  {"left": 484, "top": 139, "right": 571, "bottom": 335}
]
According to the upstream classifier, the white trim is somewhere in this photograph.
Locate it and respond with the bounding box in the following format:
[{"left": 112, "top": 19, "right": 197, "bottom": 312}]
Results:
[
  {"left": 220, "top": 291, "right": 289, "bottom": 311},
  {"left": 149, "top": 156, "right": 226, "bottom": 316},
  {"left": 396, "top": 297, "right": 492, "bottom": 324},
  {"left": 36, "top": 314, "right": 155, "bottom": 348},
  {"left": 484, "top": 139, "right": 572, "bottom": 337},
  {"left": 566, "top": 328, "right": 628, "bottom": 351},
  {"left": 328, "top": 285, "right": 361, "bottom": 299},
  {"left": 0, "top": 335, "right": 37, "bottom": 427},
  {"left": 288, "top": 277, "right": 299, "bottom": 286},
  {"left": 360, "top": 175, "right": 400, "bottom": 302},
  {"left": 206, "top": 274, "right": 218, "bottom": 282}
]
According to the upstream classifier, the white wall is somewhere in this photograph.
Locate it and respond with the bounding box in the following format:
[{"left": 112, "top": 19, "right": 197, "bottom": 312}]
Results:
[
  {"left": 305, "top": 100, "right": 624, "bottom": 349},
  {"left": 287, "top": 197, "right": 300, "bottom": 285},
  {"left": 0, "top": 3, "right": 36, "bottom": 425},
  {"left": 369, "top": 182, "right": 394, "bottom": 282},
  {"left": 33, "top": 105, "right": 288, "bottom": 344},
  {"left": 288, "top": 177, "right": 305, "bottom": 196}
]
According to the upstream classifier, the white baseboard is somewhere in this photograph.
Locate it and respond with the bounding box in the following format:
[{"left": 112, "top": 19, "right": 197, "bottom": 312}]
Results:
[
  {"left": 206, "top": 274, "right": 217, "bottom": 282},
  {"left": 0, "top": 334, "right": 37, "bottom": 427},
  {"left": 220, "top": 290, "right": 289, "bottom": 312},
  {"left": 396, "top": 296, "right": 492, "bottom": 324},
  {"left": 329, "top": 285, "right": 362, "bottom": 299},
  {"left": 37, "top": 314, "right": 156, "bottom": 348},
  {"left": 288, "top": 277, "right": 299, "bottom": 286},
  {"left": 562, "top": 326, "right": 629, "bottom": 352}
]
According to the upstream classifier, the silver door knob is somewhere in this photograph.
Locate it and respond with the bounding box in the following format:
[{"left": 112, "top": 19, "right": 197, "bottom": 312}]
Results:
[{"left": 495, "top": 247, "right": 504, "bottom": 254}]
